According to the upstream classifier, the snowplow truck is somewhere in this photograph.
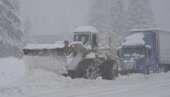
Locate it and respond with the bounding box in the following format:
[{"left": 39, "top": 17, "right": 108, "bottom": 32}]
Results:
[
  {"left": 23, "top": 26, "right": 118, "bottom": 79},
  {"left": 117, "top": 29, "right": 170, "bottom": 75}
]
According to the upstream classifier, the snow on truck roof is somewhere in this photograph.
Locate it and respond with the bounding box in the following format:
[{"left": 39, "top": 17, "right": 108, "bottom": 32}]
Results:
[
  {"left": 123, "top": 28, "right": 170, "bottom": 46},
  {"left": 24, "top": 41, "right": 65, "bottom": 50},
  {"left": 122, "top": 33, "right": 145, "bottom": 46},
  {"left": 130, "top": 28, "right": 170, "bottom": 32},
  {"left": 74, "top": 26, "right": 98, "bottom": 34}
]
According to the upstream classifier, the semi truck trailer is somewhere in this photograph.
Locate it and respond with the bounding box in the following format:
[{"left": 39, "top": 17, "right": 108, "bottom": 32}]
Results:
[{"left": 117, "top": 29, "right": 170, "bottom": 74}]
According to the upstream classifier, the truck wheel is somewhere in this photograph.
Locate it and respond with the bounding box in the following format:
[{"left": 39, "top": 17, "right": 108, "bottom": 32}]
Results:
[
  {"left": 160, "top": 65, "right": 168, "bottom": 73},
  {"left": 76, "top": 59, "right": 97, "bottom": 79},
  {"left": 113, "top": 65, "right": 118, "bottom": 77},
  {"left": 99, "top": 60, "right": 117, "bottom": 80},
  {"left": 67, "top": 70, "right": 78, "bottom": 79},
  {"left": 119, "top": 70, "right": 128, "bottom": 75},
  {"left": 114, "top": 69, "right": 119, "bottom": 77},
  {"left": 85, "top": 63, "right": 97, "bottom": 79}
]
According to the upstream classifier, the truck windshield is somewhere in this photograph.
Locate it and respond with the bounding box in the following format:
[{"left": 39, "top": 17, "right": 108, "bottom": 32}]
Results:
[{"left": 121, "top": 47, "right": 145, "bottom": 56}]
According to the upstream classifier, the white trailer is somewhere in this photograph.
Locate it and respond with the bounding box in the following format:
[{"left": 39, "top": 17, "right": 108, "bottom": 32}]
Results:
[{"left": 158, "top": 30, "right": 170, "bottom": 70}]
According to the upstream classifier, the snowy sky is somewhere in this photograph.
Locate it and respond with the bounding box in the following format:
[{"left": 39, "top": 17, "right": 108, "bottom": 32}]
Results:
[
  {"left": 19, "top": 0, "right": 170, "bottom": 35},
  {"left": 151, "top": 0, "right": 170, "bottom": 30},
  {"left": 19, "top": 0, "right": 89, "bottom": 35}
]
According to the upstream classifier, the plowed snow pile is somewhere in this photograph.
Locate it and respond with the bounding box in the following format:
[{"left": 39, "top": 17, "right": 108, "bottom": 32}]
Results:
[{"left": 0, "top": 57, "right": 102, "bottom": 97}]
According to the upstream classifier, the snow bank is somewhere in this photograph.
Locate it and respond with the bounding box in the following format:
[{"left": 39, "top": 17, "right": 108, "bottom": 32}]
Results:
[
  {"left": 1, "top": 68, "right": 170, "bottom": 97},
  {"left": 0, "top": 57, "right": 25, "bottom": 86},
  {"left": 1, "top": 57, "right": 170, "bottom": 97},
  {"left": 19, "top": 72, "right": 170, "bottom": 97}
]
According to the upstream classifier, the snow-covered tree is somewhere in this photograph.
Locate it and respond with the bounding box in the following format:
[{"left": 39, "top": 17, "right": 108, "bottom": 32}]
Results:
[
  {"left": 88, "top": 0, "right": 156, "bottom": 49},
  {"left": 88, "top": 0, "right": 108, "bottom": 45},
  {"left": 0, "top": 0, "right": 25, "bottom": 57},
  {"left": 128, "top": 0, "right": 156, "bottom": 29},
  {"left": 88, "top": 0, "right": 127, "bottom": 47},
  {"left": 109, "top": 0, "right": 128, "bottom": 47},
  {"left": 22, "top": 16, "right": 34, "bottom": 44}
]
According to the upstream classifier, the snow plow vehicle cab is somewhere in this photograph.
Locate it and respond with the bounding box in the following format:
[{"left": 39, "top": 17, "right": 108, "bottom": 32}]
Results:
[
  {"left": 65, "top": 26, "right": 99, "bottom": 79},
  {"left": 66, "top": 26, "right": 118, "bottom": 79},
  {"left": 72, "top": 26, "right": 98, "bottom": 51}
]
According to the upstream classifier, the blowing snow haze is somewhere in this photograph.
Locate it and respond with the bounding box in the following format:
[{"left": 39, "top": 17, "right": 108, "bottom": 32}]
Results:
[
  {"left": 19, "top": 0, "right": 89, "bottom": 35},
  {"left": 19, "top": 0, "right": 170, "bottom": 35},
  {"left": 1, "top": 0, "right": 170, "bottom": 97}
]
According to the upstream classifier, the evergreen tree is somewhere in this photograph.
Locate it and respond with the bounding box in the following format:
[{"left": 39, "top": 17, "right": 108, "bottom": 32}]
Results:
[
  {"left": 22, "top": 16, "right": 34, "bottom": 44},
  {"left": 88, "top": 0, "right": 109, "bottom": 45},
  {"left": 0, "top": 0, "right": 24, "bottom": 57},
  {"left": 88, "top": 0, "right": 127, "bottom": 47},
  {"left": 128, "top": 0, "right": 156, "bottom": 29},
  {"left": 88, "top": 0, "right": 156, "bottom": 49},
  {"left": 109, "top": 0, "right": 128, "bottom": 47}
]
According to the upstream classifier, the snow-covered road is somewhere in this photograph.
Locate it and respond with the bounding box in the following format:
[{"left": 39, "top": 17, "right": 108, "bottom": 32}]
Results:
[
  {"left": 0, "top": 57, "right": 170, "bottom": 97},
  {"left": 27, "top": 74, "right": 170, "bottom": 97}
]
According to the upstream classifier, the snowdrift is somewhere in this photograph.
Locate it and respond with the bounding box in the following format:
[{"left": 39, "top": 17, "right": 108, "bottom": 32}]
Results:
[{"left": 0, "top": 57, "right": 170, "bottom": 97}]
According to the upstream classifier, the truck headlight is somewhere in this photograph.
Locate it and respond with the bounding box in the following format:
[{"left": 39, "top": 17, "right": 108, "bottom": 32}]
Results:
[{"left": 118, "top": 66, "right": 122, "bottom": 71}]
